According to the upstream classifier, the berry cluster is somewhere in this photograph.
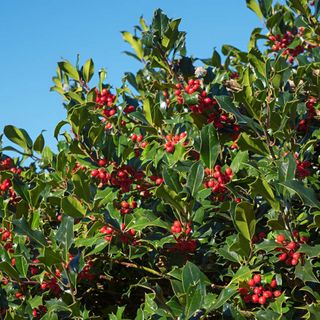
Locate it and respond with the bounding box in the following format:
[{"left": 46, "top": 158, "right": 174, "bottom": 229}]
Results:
[
  {"left": 130, "top": 133, "right": 143, "bottom": 143},
  {"left": 0, "top": 179, "right": 11, "bottom": 192},
  {"left": 30, "top": 258, "right": 40, "bottom": 276},
  {"left": 99, "top": 223, "right": 136, "bottom": 244},
  {"left": 298, "top": 97, "right": 318, "bottom": 132},
  {"left": 276, "top": 232, "right": 306, "bottom": 266},
  {"left": 164, "top": 132, "right": 187, "bottom": 153},
  {"left": 239, "top": 275, "right": 282, "bottom": 305},
  {"left": 119, "top": 223, "right": 136, "bottom": 244},
  {"left": 149, "top": 175, "right": 164, "bottom": 185},
  {"left": 169, "top": 221, "right": 196, "bottom": 253},
  {"left": 0, "top": 157, "right": 21, "bottom": 174},
  {"left": 170, "top": 220, "right": 191, "bottom": 235},
  {"left": 40, "top": 274, "right": 61, "bottom": 296},
  {"left": 169, "top": 238, "right": 197, "bottom": 253},
  {"left": 269, "top": 29, "right": 306, "bottom": 63},
  {"left": 162, "top": 89, "right": 171, "bottom": 106},
  {"left": 78, "top": 260, "right": 95, "bottom": 282},
  {"left": 0, "top": 157, "right": 21, "bottom": 204},
  {"left": 131, "top": 133, "right": 148, "bottom": 150},
  {"left": 71, "top": 162, "right": 86, "bottom": 174},
  {"left": 295, "top": 159, "right": 311, "bottom": 179},
  {"left": 174, "top": 79, "right": 201, "bottom": 104},
  {"left": 95, "top": 88, "right": 116, "bottom": 107},
  {"left": 119, "top": 199, "right": 137, "bottom": 215},
  {"left": 95, "top": 88, "right": 117, "bottom": 129},
  {"left": 32, "top": 305, "right": 47, "bottom": 319},
  {"left": 0, "top": 228, "right": 14, "bottom": 253},
  {"left": 252, "top": 231, "right": 267, "bottom": 244},
  {"left": 174, "top": 80, "right": 237, "bottom": 134},
  {"left": 99, "top": 225, "right": 114, "bottom": 241},
  {"left": 123, "top": 105, "right": 135, "bottom": 114},
  {"left": 91, "top": 163, "right": 147, "bottom": 194},
  {"left": 0, "top": 157, "right": 13, "bottom": 170},
  {"left": 204, "top": 165, "right": 233, "bottom": 201}
]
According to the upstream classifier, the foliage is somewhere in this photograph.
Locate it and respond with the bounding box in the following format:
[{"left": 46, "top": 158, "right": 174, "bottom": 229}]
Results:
[{"left": 1, "top": 1, "right": 320, "bottom": 319}]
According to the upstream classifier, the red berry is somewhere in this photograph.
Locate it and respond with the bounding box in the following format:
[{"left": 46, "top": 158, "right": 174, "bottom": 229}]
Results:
[
  {"left": 248, "top": 279, "right": 255, "bottom": 287},
  {"left": 253, "top": 274, "right": 261, "bottom": 284},
  {"left": 155, "top": 178, "right": 164, "bottom": 185},
  {"left": 276, "top": 234, "right": 285, "bottom": 244},
  {"left": 286, "top": 242, "right": 297, "bottom": 250},
  {"left": 259, "top": 296, "right": 266, "bottom": 305},
  {"left": 98, "top": 159, "right": 107, "bottom": 167},
  {"left": 173, "top": 221, "right": 181, "bottom": 228},
  {"left": 263, "top": 290, "right": 273, "bottom": 299},
  {"left": 15, "top": 292, "right": 23, "bottom": 299},
  {"left": 258, "top": 232, "right": 266, "bottom": 239},
  {"left": 238, "top": 287, "right": 248, "bottom": 296},
  {"left": 252, "top": 294, "right": 259, "bottom": 303},
  {"left": 254, "top": 287, "right": 262, "bottom": 295},
  {"left": 207, "top": 180, "right": 215, "bottom": 187},
  {"left": 292, "top": 230, "right": 299, "bottom": 238},
  {"left": 136, "top": 135, "right": 143, "bottom": 142},
  {"left": 121, "top": 201, "right": 129, "bottom": 209},
  {"left": 273, "top": 290, "right": 282, "bottom": 297},
  {"left": 292, "top": 252, "right": 301, "bottom": 260},
  {"left": 279, "top": 253, "right": 287, "bottom": 261},
  {"left": 291, "top": 258, "right": 298, "bottom": 266},
  {"left": 300, "top": 236, "right": 309, "bottom": 243},
  {"left": 140, "top": 141, "right": 148, "bottom": 148},
  {"left": 40, "top": 283, "right": 47, "bottom": 290},
  {"left": 166, "top": 146, "right": 175, "bottom": 153},
  {"left": 91, "top": 169, "right": 99, "bottom": 177},
  {"left": 270, "top": 279, "right": 277, "bottom": 288}
]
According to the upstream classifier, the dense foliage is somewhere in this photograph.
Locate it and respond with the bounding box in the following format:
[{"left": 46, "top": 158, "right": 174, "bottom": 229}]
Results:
[{"left": 1, "top": 0, "right": 320, "bottom": 319}]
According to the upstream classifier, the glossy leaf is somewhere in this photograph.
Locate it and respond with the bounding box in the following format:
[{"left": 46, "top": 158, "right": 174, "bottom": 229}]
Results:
[
  {"left": 200, "top": 124, "right": 220, "bottom": 169},
  {"left": 187, "top": 161, "right": 204, "bottom": 197},
  {"left": 235, "top": 202, "right": 256, "bottom": 241}
]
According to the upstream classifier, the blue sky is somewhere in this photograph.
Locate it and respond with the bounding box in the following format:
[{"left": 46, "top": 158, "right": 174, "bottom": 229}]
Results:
[{"left": 0, "top": 1, "right": 260, "bottom": 149}]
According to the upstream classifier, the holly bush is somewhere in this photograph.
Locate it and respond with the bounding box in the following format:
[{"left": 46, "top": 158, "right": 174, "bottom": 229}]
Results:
[{"left": 1, "top": 1, "right": 320, "bottom": 319}]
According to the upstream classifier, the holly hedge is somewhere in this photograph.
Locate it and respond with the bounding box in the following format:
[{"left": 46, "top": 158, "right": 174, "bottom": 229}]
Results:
[{"left": 1, "top": 0, "right": 320, "bottom": 319}]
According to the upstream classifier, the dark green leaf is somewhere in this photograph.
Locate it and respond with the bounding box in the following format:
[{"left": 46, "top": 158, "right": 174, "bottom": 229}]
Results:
[
  {"left": 163, "top": 167, "right": 182, "bottom": 194},
  {"left": 250, "top": 178, "right": 279, "bottom": 210},
  {"left": 58, "top": 61, "right": 80, "bottom": 81},
  {"left": 61, "top": 195, "right": 86, "bottom": 218},
  {"left": 200, "top": 124, "right": 220, "bottom": 169},
  {"left": 4, "top": 125, "right": 33, "bottom": 151},
  {"left": 187, "top": 161, "right": 204, "bottom": 197},
  {"left": 246, "top": 0, "right": 264, "bottom": 20},
  {"left": 282, "top": 180, "right": 320, "bottom": 208},
  {"left": 182, "top": 261, "right": 210, "bottom": 292},
  {"left": 13, "top": 217, "right": 47, "bottom": 247},
  {"left": 143, "top": 97, "right": 163, "bottom": 127},
  {"left": 82, "top": 58, "right": 94, "bottom": 83},
  {"left": 237, "top": 133, "right": 269, "bottom": 156},
  {"left": 0, "top": 262, "right": 20, "bottom": 281},
  {"left": 210, "top": 287, "right": 237, "bottom": 310},
  {"left": 33, "top": 132, "right": 45, "bottom": 153},
  {"left": 235, "top": 202, "right": 256, "bottom": 241},
  {"left": 56, "top": 215, "right": 74, "bottom": 260},
  {"left": 295, "top": 260, "right": 319, "bottom": 283}
]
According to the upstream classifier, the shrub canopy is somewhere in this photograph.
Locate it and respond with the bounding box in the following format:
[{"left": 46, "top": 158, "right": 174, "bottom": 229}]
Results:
[{"left": 1, "top": 1, "right": 320, "bottom": 319}]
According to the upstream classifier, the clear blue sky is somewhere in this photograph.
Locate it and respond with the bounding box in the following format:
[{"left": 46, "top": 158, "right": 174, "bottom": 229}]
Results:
[{"left": 0, "top": 1, "right": 260, "bottom": 149}]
